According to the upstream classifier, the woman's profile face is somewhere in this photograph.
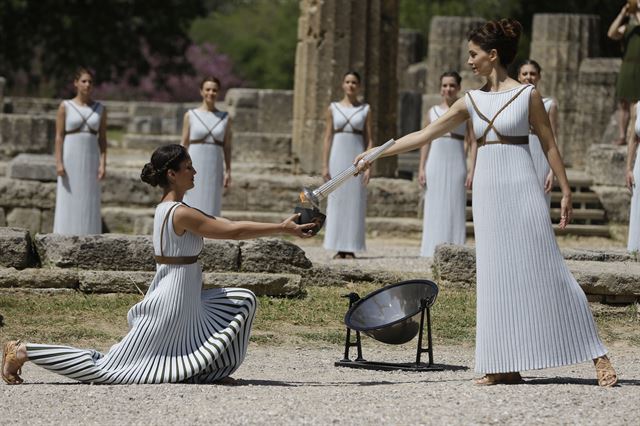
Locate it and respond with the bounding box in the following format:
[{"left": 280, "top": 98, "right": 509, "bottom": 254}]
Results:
[
  {"left": 342, "top": 74, "right": 360, "bottom": 96},
  {"left": 440, "top": 76, "right": 460, "bottom": 101},
  {"left": 467, "top": 41, "right": 493, "bottom": 77},
  {"left": 200, "top": 81, "right": 219, "bottom": 103},
  {"left": 518, "top": 64, "right": 540, "bottom": 87},
  {"left": 74, "top": 73, "right": 93, "bottom": 96},
  {"left": 168, "top": 157, "right": 197, "bottom": 191}
]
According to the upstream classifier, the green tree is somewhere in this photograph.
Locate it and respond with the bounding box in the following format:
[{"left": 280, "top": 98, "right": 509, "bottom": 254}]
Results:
[{"left": 190, "top": 0, "right": 299, "bottom": 89}]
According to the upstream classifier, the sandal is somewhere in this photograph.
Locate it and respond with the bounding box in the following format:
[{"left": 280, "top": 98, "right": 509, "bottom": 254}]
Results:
[
  {"left": 475, "top": 372, "right": 523, "bottom": 386},
  {"left": 332, "top": 252, "right": 346, "bottom": 259},
  {"left": 594, "top": 356, "right": 617, "bottom": 387},
  {"left": 343, "top": 252, "right": 356, "bottom": 259},
  {"left": 2, "top": 340, "right": 26, "bottom": 385}
]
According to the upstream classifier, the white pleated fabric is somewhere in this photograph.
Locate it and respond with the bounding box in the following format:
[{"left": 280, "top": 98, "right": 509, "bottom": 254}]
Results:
[
  {"left": 420, "top": 105, "right": 467, "bottom": 257},
  {"left": 27, "top": 202, "right": 257, "bottom": 384},
  {"left": 628, "top": 101, "right": 640, "bottom": 251},
  {"left": 183, "top": 110, "right": 227, "bottom": 216},
  {"left": 324, "top": 103, "right": 369, "bottom": 253},
  {"left": 528, "top": 97, "right": 555, "bottom": 207},
  {"left": 466, "top": 85, "right": 606, "bottom": 374},
  {"left": 53, "top": 100, "right": 102, "bottom": 235}
]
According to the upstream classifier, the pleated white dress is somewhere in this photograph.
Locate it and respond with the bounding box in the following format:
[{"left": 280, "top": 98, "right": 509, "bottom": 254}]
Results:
[
  {"left": 420, "top": 105, "right": 467, "bottom": 257},
  {"left": 26, "top": 202, "right": 257, "bottom": 384},
  {"left": 466, "top": 85, "right": 606, "bottom": 374},
  {"left": 628, "top": 101, "right": 640, "bottom": 251},
  {"left": 183, "top": 110, "right": 228, "bottom": 216},
  {"left": 528, "top": 97, "right": 555, "bottom": 207},
  {"left": 324, "top": 103, "right": 369, "bottom": 253},
  {"left": 53, "top": 100, "right": 102, "bottom": 235}
]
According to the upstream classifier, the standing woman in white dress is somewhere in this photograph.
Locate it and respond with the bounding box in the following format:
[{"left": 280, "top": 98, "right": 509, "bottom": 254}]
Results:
[
  {"left": 322, "top": 71, "right": 373, "bottom": 259},
  {"left": 2, "top": 144, "right": 315, "bottom": 385},
  {"left": 626, "top": 101, "right": 640, "bottom": 251},
  {"left": 418, "top": 71, "right": 477, "bottom": 257},
  {"left": 53, "top": 67, "right": 107, "bottom": 235},
  {"left": 518, "top": 59, "right": 558, "bottom": 207},
  {"left": 181, "top": 76, "right": 231, "bottom": 216},
  {"left": 355, "top": 19, "right": 617, "bottom": 387}
]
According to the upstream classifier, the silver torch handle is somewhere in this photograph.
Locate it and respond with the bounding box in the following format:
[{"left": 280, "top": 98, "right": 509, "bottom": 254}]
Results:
[{"left": 312, "top": 138, "right": 396, "bottom": 202}]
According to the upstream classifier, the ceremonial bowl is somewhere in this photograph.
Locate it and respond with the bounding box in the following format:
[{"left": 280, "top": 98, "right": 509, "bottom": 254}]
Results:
[
  {"left": 344, "top": 280, "right": 439, "bottom": 345},
  {"left": 294, "top": 206, "right": 326, "bottom": 236}
]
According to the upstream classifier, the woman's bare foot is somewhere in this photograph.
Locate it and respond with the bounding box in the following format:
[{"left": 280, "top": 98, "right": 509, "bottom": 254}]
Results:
[
  {"left": 594, "top": 355, "right": 617, "bottom": 387},
  {"left": 475, "top": 372, "right": 523, "bottom": 386}
]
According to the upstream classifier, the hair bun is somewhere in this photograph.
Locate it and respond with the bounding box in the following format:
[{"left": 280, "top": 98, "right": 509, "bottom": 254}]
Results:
[
  {"left": 498, "top": 18, "right": 522, "bottom": 40},
  {"left": 140, "top": 162, "right": 160, "bottom": 187}
]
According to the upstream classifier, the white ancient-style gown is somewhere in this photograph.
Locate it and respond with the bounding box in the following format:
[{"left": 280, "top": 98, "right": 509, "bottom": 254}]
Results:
[
  {"left": 465, "top": 84, "right": 606, "bottom": 374},
  {"left": 628, "top": 101, "right": 640, "bottom": 251},
  {"left": 324, "top": 102, "right": 369, "bottom": 253},
  {"left": 183, "top": 109, "right": 228, "bottom": 216},
  {"left": 26, "top": 202, "right": 257, "bottom": 384},
  {"left": 53, "top": 100, "right": 103, "bottom": 235},
  {"left": 420, "top": 105, "right": 467, "bottom": 257},
  {"left": 528, "top": 97, "right": 556, "bottom": 207}
]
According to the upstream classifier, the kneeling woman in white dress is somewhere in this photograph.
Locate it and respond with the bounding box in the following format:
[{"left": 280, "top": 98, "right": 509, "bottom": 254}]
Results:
[
  {"left": 181, "top": 76, "right": 231, "bottom": 217},
  {"left": 518, "top": 59, "right": 558, "bottom": 207},
  {"left": 53, "top": 67, "right": 107, "bottom": 235},
  {"left": 2, "top": 144, "right": 315, "bottom": 385},
  {"left": 321, "top": 71, "right": 373, "bottom": 259},
  {"left": 418, "top": 71, "right": 476, "bottom": 257},
  {"left": 356, "top": 19, "right": 617, "bottom": 387},
  {"left": 627, "top": 101, "right": 640, "bottom": 251}
]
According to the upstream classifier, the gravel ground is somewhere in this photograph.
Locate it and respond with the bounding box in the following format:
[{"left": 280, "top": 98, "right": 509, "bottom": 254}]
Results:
[{"left": 2, "top": 344, "right": 638, "bottom": 425}]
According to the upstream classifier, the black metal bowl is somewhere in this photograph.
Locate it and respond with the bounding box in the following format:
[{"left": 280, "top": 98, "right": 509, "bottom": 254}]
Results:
[
  {"left": 294, "top": 206, "right": 326, "bottom": 236},
  {"left": 345, "top": 280, "right": 439, "bottom": 345}
]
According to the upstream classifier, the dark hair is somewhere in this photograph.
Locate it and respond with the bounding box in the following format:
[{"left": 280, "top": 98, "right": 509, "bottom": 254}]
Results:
[
  {"left": 343, "top": 70, "right": 361, "bottom": 83},
  {"left": 518, "top": 59, "right": 542, "bottom": 75},
  {"left": 200, "top": 76, "right": 221, "bottom": 89},
  {"left": 141, "top": 144, "right": 189, "bottom": 188},
  {"left": 74, "top": 67, "right": 94, "bottom": 80},
  {"left": 439, "top": 71, "right": 462, "bottom": 86},
  {"left": 467, "top": 18, "right": 522, "bottom": 66}
]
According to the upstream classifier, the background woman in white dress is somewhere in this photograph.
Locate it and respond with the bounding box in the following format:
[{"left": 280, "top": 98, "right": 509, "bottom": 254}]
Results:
[
  {"left": 2, "top": 144, "right": 315, "bottom": 385},
  {"left": 518, "top": 59, "right": 558, "bottom": 207},
  {"left": 626, "top": 101, "right": 640, "bottom": 251},
  {"left": 321, "top": 71, "right": 373, "bottom": 259},
  {"left": 418, "top": 71, "right": 476, "bottom": 257},
  {"left": 53, "top": 67, "right": 107, "bottom": 235},
  {"left": 181, "top": 76, "right": 231, "bottom": 216},
  {"left": 356, "top": 19, "right": 617, "bottom": 387}
]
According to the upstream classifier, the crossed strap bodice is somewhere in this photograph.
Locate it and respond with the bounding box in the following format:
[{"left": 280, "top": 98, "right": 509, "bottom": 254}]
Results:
[
  {"left": 189, "top": 109, "right": 228, "bottom": 146},
  {"left": 331, "top": 103, "right": 368, "bottom": 135},
  {"left": 64, "top": 101, "right": 101, "bottom": 135}
]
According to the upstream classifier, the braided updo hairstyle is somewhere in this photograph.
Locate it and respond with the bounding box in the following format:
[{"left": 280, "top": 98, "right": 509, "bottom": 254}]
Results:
[
  {"left": 467, "top": 18, "right": 523, "bottom": 67},
  {"left": 140, "top": 144, "right": 189, "bottom": 188}
]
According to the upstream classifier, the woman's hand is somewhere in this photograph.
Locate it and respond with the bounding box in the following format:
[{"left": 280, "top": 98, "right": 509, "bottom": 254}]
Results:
[
  {"left": 224, "top": 171, "right": 231, "bottom": 188},
  {"left": 620, "top": 3, "right": 630, "bottom": 16},
  {"left": 97, "top": 164, "right": 106, "bottom": 180},
  {"left": 281, "top": 213, "right": 315, "bottom": 238},
  {"left": 418, "top": 169, "right": 426, "bottom": 188},
  {"left": 544, "top": 171, "right": 554, "bottom": 193},
  {"left": 56, "top": 162, "right": 65, "bottom": 177},
  {"left": 353, "top": 149, "right": 374, "bottom": 175},
  {"left": 322, "top": 167, "right": 331, "bottom": 182},
  {"left": 465, "top": 171, "right": 473, "bottom": 190},
  {"left": 627, "top": 169, "right": 635, "bottom": 192},
  {"left": 559, "top": 193, "right": 573, "bottom": 229}
]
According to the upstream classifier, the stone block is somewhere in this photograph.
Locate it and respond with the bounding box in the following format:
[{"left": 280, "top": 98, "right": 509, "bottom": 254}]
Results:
[
  {"left": 8, "top": 153, "right": 57, "bottom": 181},
  {"left": 561, "top": 248, "right": 633, "bottom": 262},
  {"left": 569, "top": 260, "right": 640, "bottom": 297},
  {"left": 397, "top": 91, "right": 422, "bottom": 135},
  {"left": 6, "top": 208, "right": 41, "bottom": 237},
  {"left": 0, "top": 208, "right": 5, "bottom": 226},
  {"left": 0, "top": 177, "right": 56, "bottom": 209},
  {"left": 102, "top": 207, "right": 154, "bottom": 234},
  {"left": 239, "top": 238, "right": 312, "bottom": 273},
  {"left": 231, "top": 132, "right": 292, "bottom": 163},
  {"left": 78, "top": 270, "right": 154, "bottom": 293},
  {"left": 0, "top": 114, "right": 56, "bottom": 159},
  {"left": 202, "top": 272, "right": 303, "bottom": 297},
  {"left": 258, "top": 90, "right": 293, "bottom": 134},
  {"left": 122, "top": 133, "right": 181, "bottom": 151},
  {"left": 0, "top": 267, "right": 78, "bottom": 289},
  {"left": 432, "top": 244, "right": 476, "bottom": 287},
  {"left": 200, "top": 239, "right": 241, "bottom": 272},
  {"left": 40, "top": 209, "right": 53, "bottom": 233},
  {"left": 0, "top": 227, "right": 37, "bottom": 268},
  {"left": 228, "top": 108, "right": 259, "bottom": 133},
  {"left": 591, "top": 185, "right": 631, "bottom": 223},
  {"left": 101, "top": 169, "right": 162, "bottom": 207},
  {"left": 586, "top": 144, "right": 627, "bottom": 186},
  {"left": 225, "top": 89, "right": 259, "bottom": 109}
]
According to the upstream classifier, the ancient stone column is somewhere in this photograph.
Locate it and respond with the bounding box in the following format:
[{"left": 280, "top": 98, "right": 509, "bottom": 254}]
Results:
[
  {"left": 426, "top": 16, "right": 485, "bottom": 94},
  {"left": 530, "top": 14, "right": 600, "bottom": 161},
  {"left": 0, "top": 77, "right": 5, "bottom": 112},
  {"left": 568, "top": 58, "right": 621, "bottom": 168},
  {"left": 292, "top": 0, "right": 399, "bottom": 176}
]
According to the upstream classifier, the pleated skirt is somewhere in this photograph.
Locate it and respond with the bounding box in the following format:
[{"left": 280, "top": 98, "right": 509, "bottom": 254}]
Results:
[
  {"left": 420, "top": 137, "right": 467, "bottom": 257},
  {"left": 628, "top": 149, "right": 640, "bottom": 251},
  {"left": 324, "top": 133, "right": 367, "bottom": 252},
  {"left": 472, "top": 144, "right": 606, "bottom": 374},
  {"left": 184, "top": 144, "right": 224, "bottom": 217},
  {"left": 528, "top": 134, "right": 551, "bottom": 207},
  {"left": 26, "top": 263, "right": 257, "bottom": 384},
  {"left": 53, "top": 134, "right": 102, "bottom": 235}
]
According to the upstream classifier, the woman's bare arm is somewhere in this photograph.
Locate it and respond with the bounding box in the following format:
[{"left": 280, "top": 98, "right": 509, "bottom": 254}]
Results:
[
  {"left": 97, "top": 107, "right": 108, "bottom": 180},
  {"left": 55, "top": 102, "right": 66, "bottom": 176},
  {"left": 465, "top": 121, "right": 478, "bottom": 189},
  {"left": 180, "top": 112, "right": 190, "bottom": 148},
  {"left": 608, "top": 4, "right": 628, "bottom": 40},
  {"left": 223, "top": 116, "right": 232, "bottom": 188},
  {"left": 417, "top": 110, "right": 432, "bottom": 187},
  {"left": 321, "top": 106, "right": 334, "bottom": 181}
]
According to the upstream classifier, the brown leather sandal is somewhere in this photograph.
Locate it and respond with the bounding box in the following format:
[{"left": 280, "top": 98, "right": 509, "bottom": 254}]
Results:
[
  {"left": 475, "top": 372, "right": 524, "bottom": 386},
  {"left": 2, "top": 340, "right": 26, "bottom": 385},
  {"left": 594, "top": 356, "right": 617, "bottom": 387}
]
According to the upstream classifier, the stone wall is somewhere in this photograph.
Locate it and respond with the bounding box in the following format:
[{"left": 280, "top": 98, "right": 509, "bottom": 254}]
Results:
[
  {"left": 586, "top": 144, "right": 631, "bottom": 223},
  {"left": 0, "top": 113, "right": 56, "bottom": 159}
]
